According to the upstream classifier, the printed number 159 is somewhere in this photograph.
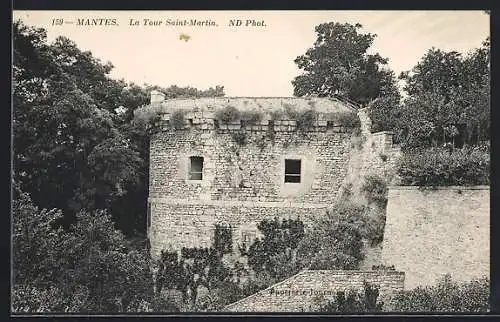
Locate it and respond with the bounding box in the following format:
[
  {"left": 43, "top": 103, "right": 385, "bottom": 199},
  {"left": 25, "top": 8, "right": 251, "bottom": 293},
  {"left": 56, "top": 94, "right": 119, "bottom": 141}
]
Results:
[{"left": 52, "top": 19, "right": 63, "bottom": 26}]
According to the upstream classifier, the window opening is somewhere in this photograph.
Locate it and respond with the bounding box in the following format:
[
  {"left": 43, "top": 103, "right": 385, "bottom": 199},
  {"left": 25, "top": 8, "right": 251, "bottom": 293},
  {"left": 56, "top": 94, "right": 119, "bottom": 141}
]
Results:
[
  {"left": 189, "top": 156, "right": 204, "bottom": 180},
  {"left": 285, "top": 159, "right": 301, "bottom": 183}
]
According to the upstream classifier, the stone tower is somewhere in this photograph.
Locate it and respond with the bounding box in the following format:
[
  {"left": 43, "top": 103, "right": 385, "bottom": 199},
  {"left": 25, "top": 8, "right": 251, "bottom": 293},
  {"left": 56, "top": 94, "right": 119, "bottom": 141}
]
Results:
[{"left": 146, "top": 94, "right": 360, "bottom": 259}]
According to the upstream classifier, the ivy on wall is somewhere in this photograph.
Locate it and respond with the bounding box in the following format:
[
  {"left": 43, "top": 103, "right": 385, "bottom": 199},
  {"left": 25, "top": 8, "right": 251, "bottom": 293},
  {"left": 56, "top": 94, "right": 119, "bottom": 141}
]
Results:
[
  {"left": 156, "top": 222, "right": 235, "bottom": 308},
  {"left": 214, "top": 223, "right": 233, "bottom": 255}
]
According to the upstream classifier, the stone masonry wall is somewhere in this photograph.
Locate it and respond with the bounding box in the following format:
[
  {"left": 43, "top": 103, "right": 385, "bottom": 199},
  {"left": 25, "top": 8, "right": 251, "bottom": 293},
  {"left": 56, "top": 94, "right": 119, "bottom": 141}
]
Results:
[
  {"left": 149, "top": 129, "right": 352, "bottom": 203},
  {"left": 381, "top": 186, "right": 490, "bottom": 289},
  {"left": 356, "top": 108, "right": 401, "bottom": 186},
  {"left": 148, "top": 97, "right": 359, "bottom": 256},
  {"left": 148, "top": 200, "right": 328, "bottom": 258},
  {"left": 223, "top": 270, "right": 405, "bottom": 312},
  {"left": 344, "top": 108, "right": 401, "bottom": 270}
]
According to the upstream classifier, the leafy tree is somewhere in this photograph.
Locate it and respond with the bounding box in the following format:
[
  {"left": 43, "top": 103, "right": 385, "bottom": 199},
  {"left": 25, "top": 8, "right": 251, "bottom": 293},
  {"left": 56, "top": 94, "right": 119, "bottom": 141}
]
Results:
[
  {"left": 292, "top": 22, "right": 400, "bottom": 107},
  {"left": 13, "top": 20, "right": 226, "bottom": 237},
  {"left": 245, "top": 217, "right": 305, "bottom": 280},
  {"left": 397, "top": 40, "right": 490, "bottom": 149},
  {"left": 12, "top": 187, "right": 159, "bottom": 313},
  {"left": 12, "top": 185, "right": 66, "bottom": 288},
  {"left": 13, "top": 20, "right": 143, "bottom": 228},
  {"left": 296, "top": 202, "right": 365, "bottom": 270}
]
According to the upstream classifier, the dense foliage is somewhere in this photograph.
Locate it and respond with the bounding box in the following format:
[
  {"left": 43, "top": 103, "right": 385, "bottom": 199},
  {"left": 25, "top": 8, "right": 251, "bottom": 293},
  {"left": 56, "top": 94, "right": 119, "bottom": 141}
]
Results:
[
  {"left": 12, "top": 20, "right": 226, "bottom": 313},
  {"left": 245, "top": 218, "right": 305, "bottom": 280},
  {"left": 12, "top": 17, "right": 491, "bottom": 313},
  {"left": 316, "top": 282, "right": 383, "bottom": 312},
  {"left": 394, "top": 41, "right": 489, "bottom": 149},
  {"left": 396, "top": 145, "right": 490, "bottom": 187},
  {"left": 392, "top": 274, "right": 490, "bottom": 312},
  {"left": 292, "top": 22, "right": 400, "bottom": 106},
  {"left": 12, "top": 188, "right": 158, "bottom": 313},
  {"left": 296, "top": 203, "right": 365, "bottom": 270},
  {"left": 13, "top": 20, "right": 225, "bottom": 237},
  {"left": 155, "top": 224, "right": 238, "bottom": 311},
  {"left": 361, "top": 175, "right": 388, "bottom": 206}
]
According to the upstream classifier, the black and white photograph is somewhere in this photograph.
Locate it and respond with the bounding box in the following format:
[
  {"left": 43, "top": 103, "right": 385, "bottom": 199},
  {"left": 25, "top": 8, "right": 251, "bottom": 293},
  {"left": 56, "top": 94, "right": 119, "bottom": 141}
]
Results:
[{"left": 11, "top": 10, "right": 491, "bottom": 314}]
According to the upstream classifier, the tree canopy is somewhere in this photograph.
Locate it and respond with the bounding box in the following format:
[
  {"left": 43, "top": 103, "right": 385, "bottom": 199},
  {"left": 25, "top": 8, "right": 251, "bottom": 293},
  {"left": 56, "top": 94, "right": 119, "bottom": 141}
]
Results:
[
  {"left": 13, "top": 20, "right": 225, "bottom": 236},
  {"left": 292, "top": 22, "right": 400, "bottom": 106},
  {"left": 397, "top": 39, "right": 490, "bottom": 149}
]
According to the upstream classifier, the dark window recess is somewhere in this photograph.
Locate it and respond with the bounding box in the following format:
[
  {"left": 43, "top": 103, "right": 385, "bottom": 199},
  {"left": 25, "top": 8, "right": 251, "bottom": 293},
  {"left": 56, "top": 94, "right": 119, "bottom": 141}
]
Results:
[
  {"left": 189, "top": 156, "right": 204, "bottom": 180},
  {"left": 285, "top": 159, "right": 301, "bottom": 183},
  {"left": 188, "top": 118, "right": 193, "bottom": 126},
  {"left": 241, "top": 120, "right": 246, "bottom": 128},
  {"left": 326, "top": 121, "right": 334, "bottom": 130},
  {"left": 214, "top": 120, "right": 220, "bottom": 129}
]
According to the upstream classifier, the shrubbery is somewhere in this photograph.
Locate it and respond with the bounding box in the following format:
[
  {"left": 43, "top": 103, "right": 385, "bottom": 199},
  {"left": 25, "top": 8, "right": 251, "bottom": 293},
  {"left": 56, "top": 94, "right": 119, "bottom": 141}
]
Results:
[
  {"left": 391, "top": 274, "right": 490, "bottom": 312},
  {"left": 170, "top": 109, "right": 186, "bottom": 130},
  {"left": 396, "top": 145, "right": 490, "bottom": 187},
  {"left": 240, "top": 109, "right": 263, "bottom": 125},
  {"left": 337, "top": 112, "right": 362, "bottom": 129},
  {"left": 361, "top": 175, "right": 388, "bottom": 206},
  {"left": 297, "top": 202, "right": 365, "bottom": 270},
  {"left": 12, "top": 189, "right": 160, "bottom": 313},
  {"left": 246, "top": 217, "right": 305, "bottom": 281},
  {"left": 296, "top": 109, "right": 317, "bottom": 133},
  {"left": 316, "top": 282, "right": 384, "bottom": 312},
  {"left": 215, "top": 105, "right": 240, "bottom": 124}
]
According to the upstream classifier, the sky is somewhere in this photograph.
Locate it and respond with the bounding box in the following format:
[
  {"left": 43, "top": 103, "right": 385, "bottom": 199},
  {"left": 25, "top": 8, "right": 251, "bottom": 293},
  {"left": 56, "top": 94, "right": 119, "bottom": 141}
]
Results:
[{"left": 13, "top": 10, "right": 490, "bottom": 97}]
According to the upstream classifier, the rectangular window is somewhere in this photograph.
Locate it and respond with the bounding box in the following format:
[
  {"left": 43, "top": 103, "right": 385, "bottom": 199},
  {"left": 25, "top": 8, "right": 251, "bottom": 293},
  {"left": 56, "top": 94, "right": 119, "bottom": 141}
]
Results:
[
  {"left": 285, "top": 159, "right": 301, "bottom": 183},
  {"left": 189, "top": 156, "right": 204, "bottom": 180}
]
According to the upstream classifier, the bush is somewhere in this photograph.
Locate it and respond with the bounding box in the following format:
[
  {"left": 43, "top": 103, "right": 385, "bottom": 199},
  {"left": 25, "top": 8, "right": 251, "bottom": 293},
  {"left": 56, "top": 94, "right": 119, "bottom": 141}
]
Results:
[
  {"left": 170, "top": 109, "right": 186, "bottom": 130},
  {"left": 296, "top": 202, "right": 365, "bottom": 270},
  {"left": 296, "top": 109, "right": 317, "bottom": 132},
  {"left": 396, "top": 145, "right": 490, "bottom": 187},
  {"left": 12, "top": 190, "right": 156, "bottom": 313},
  {"left": 316, "top": 282, "right": 383, "bottom": 312},
  {"left": 337, "top": 112, "right": 361, "bottom": 129},
  {"left": 11, "top": 284, "right": 87, "bottom": 313},
  {"left": 246, "top": 217, "right": 305, "bottom": 279},
  {"left": 361, "top": 175, "right": 388, "bottom": 206},
  {"left": 240, "top": 110, "right": 263, "bottom": 125},
  {"left": 231, "top": 131, "right": 247, "bottom": 146},
  {"left": 215, "top": 105, "right": 240, "bottom": 124},
  {"left": 392, "top": 274, "right": 490, "bottom": 312},
  {"left": 350, "top": 128, "right": 366, "bottom": 150}
]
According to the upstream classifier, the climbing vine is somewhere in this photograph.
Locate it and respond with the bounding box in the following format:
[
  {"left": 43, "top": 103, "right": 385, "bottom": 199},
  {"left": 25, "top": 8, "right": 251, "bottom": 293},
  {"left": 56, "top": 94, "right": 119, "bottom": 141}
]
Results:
[
  {"left": 156, "top": 222, "right": 235, "bottom": 309},
  {"left": 214, "top": 223, "right": 233, "bottom": 255}
]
